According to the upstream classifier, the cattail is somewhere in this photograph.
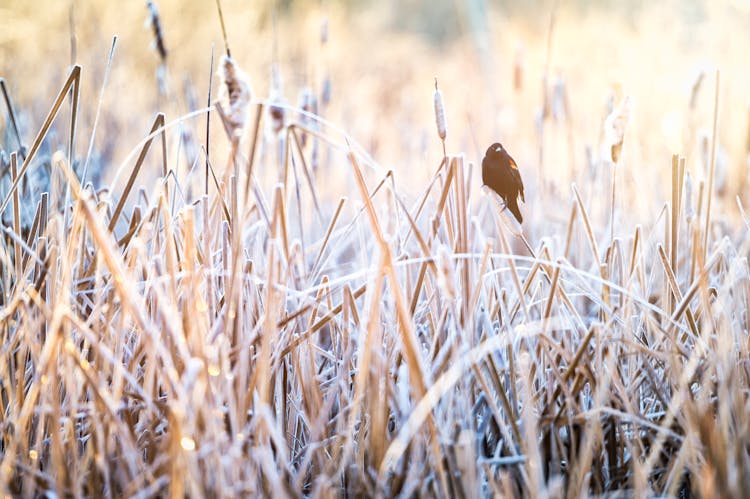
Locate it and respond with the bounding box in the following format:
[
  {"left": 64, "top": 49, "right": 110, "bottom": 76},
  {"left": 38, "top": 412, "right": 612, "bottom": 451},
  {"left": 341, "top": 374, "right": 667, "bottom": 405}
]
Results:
[
  {"left": 269, "top": 95, "right": 286, "bottom": 135},
  {"left": 603, "top": 96, "right": 631, "bottom": 164},
  {"left": 217, "top": 55, "right": 252, "bottom": 137},
  {"left": 269, "top": 64, "right": 286, "bottom": 135},
  {"left": 146, "top": 1, "right": 167, "bottom": 62},
  {"left": 321, "top": 75, "right": 331, "bottom": 106},
  {"left": 146, "top": 1, "right": 168, "bottom": 94},
  {"left": 297, "top": 86, "right": 317, "bottom": 147},
  {"left": 433, "top": 78, "right": 447, "bottom": 142}
]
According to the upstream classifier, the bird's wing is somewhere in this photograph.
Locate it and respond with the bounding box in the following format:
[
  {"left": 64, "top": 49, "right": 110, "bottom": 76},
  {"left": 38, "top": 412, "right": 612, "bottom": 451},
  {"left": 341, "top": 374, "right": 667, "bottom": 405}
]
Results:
[{"left": 508, "top": 156, "right": 525, "bottom": 202}]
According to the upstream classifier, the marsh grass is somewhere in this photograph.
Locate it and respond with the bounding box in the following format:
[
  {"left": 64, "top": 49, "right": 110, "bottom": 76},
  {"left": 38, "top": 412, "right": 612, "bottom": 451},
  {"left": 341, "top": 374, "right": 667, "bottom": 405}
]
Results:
[{"left": 2, "top": 4, "right": 750, "bottom": 498}]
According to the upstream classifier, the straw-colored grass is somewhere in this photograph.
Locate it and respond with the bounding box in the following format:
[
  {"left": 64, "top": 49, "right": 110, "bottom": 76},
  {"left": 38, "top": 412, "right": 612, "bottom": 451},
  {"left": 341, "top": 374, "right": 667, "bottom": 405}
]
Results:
[{"left": 2, "top": 1, "right": 750, "bottom": 497}]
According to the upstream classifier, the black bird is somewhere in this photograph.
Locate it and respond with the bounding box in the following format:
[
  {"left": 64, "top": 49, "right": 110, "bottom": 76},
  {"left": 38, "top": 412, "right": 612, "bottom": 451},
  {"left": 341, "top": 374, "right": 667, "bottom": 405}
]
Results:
[{"left": 482, "top": 142, "right": 525, "bottom": 223}]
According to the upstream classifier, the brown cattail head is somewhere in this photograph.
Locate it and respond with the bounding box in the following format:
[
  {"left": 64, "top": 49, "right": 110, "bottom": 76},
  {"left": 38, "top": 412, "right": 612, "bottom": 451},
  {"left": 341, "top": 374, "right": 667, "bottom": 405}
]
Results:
[
  {"left": 603, "top": 95, "right": 631, "bottom": 164},
  {"left": 146, "top": 1, "right": 167, "bottom": 62},
  {"left": 433, "top": 78, "right": 447, "bottom": 141},
  {"left": 217, "top": 55, "right": 252, "bottom": 136},
  {"left": 269, "top": 98, "right": 286, "bottom": 135},
  {"left": 269, "top": 64, "right": 286, "bottom": 135}
]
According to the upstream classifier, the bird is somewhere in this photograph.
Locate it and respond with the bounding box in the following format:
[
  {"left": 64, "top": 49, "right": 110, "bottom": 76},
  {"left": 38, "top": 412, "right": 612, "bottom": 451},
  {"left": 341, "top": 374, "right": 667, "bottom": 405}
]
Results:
[{"left": 482, "top": 142, "right": 525, "bottom": 223}]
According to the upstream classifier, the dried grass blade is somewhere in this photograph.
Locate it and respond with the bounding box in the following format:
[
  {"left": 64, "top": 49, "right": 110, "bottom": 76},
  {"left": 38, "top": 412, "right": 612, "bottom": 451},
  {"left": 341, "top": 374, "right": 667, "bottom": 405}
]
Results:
[
  {"left": 108, "top": 113, "right": 166, "bottom": 233},
  {"left": 702, "top": 70, "right": 720, "bottom": 260},
  {"left": 0, "top": 65, "right": 82, "bottom": 215},
  {"left": 10, "top": 153, "right": 22, "bottom": 281}
]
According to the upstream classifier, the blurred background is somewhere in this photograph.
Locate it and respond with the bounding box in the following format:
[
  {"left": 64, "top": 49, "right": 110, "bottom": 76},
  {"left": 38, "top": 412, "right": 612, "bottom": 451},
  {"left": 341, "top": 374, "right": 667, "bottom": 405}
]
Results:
[{"left": 1, "top": 0, "right": 750, "bottom": 231}]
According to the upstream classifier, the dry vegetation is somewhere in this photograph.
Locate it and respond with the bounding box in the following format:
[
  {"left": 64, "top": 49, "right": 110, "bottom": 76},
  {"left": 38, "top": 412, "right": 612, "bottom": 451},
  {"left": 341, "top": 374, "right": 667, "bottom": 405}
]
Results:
[{"left": 2, "top": 0, "right": 750, "bottom": 497}]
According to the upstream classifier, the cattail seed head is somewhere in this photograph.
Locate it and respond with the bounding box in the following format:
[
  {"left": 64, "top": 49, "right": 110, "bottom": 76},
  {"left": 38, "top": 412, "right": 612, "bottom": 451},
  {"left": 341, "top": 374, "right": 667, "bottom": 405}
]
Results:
[
  {"left": 217, "top": 55, "right": 252, "bottom": 136},
  {"left": 146, "top": 1, "right": 168, "bottom": 94},
  {"left": 321, "top": 76, "right": 332, "bottom": 106},
  {"left": 269, "top": 64, "right": 286, "bottom": 135},
  {"left": 433, "top": 78, "right": 447, "bottom": 141},
  {"left": 298, "top": 87, "right": 317, "bottom": 147},
  {"left": 146, "top": 1, "right": 167, "bottom": 62},
  {"left": 269, "top": 95, "right": 286, "bottom": 135}
]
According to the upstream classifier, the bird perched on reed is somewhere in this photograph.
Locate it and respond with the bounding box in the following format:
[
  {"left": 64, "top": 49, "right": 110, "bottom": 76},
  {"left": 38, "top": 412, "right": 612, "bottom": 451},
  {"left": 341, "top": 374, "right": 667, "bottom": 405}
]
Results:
[{"left": 482, "top": 142, "right": 525, "bottom": 223}]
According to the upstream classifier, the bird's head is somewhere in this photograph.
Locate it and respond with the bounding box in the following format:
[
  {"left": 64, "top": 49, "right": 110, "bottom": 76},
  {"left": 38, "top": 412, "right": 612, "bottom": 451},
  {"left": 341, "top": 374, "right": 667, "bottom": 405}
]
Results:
[{"left": 485, "top": 142, "right": 504, "bottom": 157}]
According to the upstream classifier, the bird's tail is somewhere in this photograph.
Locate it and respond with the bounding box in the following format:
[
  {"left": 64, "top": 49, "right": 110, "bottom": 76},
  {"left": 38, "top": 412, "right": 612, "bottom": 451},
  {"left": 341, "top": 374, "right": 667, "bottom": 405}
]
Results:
[{"left": 506, "top": 197, "right": 523, "bottom": 224}]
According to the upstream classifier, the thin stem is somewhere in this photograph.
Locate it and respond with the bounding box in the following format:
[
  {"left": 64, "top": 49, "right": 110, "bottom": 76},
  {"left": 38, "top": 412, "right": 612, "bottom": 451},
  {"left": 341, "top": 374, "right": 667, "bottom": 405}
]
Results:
[
  {"left": 215, "top": 0, "right": 232, "bottom": 57},
  {"left": 702, "top": 70, "right": 720, "bottom": 260},
  {"left": 206, "top": 45, "right": 215, "bottom": 196}
]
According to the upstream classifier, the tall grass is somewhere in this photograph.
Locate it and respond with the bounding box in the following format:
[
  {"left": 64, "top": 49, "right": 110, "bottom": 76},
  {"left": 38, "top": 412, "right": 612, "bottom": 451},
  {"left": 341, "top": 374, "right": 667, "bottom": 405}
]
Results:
[{"left": 2, "top": 2, "right": 750, "bottom": 497}]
